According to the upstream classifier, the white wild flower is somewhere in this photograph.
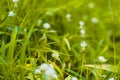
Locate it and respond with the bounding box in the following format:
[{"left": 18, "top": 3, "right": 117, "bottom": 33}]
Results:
[
  {"left": 40, "top": 63, "right": 58, "bottom": 80},
  {"left": 91, "top": 17, "right": 98, "bottom": 23},
  {"left": 52, "top": 52, "right": 60, "bottom": 60},
  {"left": 45, "top": 68, "right": 56, "bottom": 76},
  {"left": 79, "top": 21, "right": 85, "bottom": 26},
  {"left": 12, "top": 0, "right": 19, "bottom": 3},
  {"left": 101, "top": 74, "right": 107, "bottom": 78},
  {"left": 80, "top": 29, "right": 86, "bottom": 37},
  {"left": 66, "top": 13, "right": 71, "bottom": 19},
  {"left": 80, "top": 41, "right": 87, "bottom": 51},
  {"left": 8, "top": 11, "right": 16, "bottom": 17},
  {"left": 39, "top": 63, "right": 54, "bottom": 71},
  {"left": 88, "top": 2, "right": 94, "bottom": 9},
  {"left": 109, "top": 77, "right": 115, "bottom": 80},
  {"left": 34, "top": 69, "right": 41, "bottom": 74},
  {"left": 80, "top": 41, "right": 87, "bottom": 48},
  {"left": 71, "top": 77, "right": 78, "bottom": 80},
  {"left": 65, "top": 76, "right": 78, "bottom": 80},
  {"left": 39, "top": 63, "right": 49, "bottom": 71},
  {"left": 35, "top": 63, "right": 58, "bottom": 80},
  {"left": 66, "top": 13, "right": 71, "bottom": 21},
  {"left": 43, "top": 23, "right": 51, "bottom": 29},
  {"left": 98, "top": 56, "right": 107, "bottom": 62}
]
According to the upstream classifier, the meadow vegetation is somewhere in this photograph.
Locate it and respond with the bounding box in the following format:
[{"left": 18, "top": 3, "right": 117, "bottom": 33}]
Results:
[{"left": 0, "top": 0, "right": 120, "bottom": 80}]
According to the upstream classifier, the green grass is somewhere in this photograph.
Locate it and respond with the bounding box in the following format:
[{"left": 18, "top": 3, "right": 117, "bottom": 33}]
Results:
[{"left": 0, "top": 0, "right": 120, "bottom": 80}]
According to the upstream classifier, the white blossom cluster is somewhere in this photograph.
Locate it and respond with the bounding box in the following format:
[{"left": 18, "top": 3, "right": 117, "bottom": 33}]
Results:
[
  {"left": 8, "top": 0, "right": 19, "bottom": 17},
  {"left": 79, "top": 21, "right": 85, "bottom": 37},
  {"left": 79, "top": 21, "right": 87, "bottom": 51},
  {"left": 34, "top": 63, "right": 58, "bottom": 80}
]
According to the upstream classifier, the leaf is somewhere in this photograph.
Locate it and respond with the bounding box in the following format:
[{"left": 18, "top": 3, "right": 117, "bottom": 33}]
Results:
[
  {"left": 64, "top": 38, "right": 71, "bottom": 51},
  {"left": 7, "top": 26, "right": 17, "bottom": 62},
  {"left": 84, "top": 64, "right": 118, "bottom": 73}
]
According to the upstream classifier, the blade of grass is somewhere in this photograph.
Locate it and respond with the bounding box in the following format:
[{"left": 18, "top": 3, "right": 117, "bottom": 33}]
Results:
[
  {"left": 7, "top": 26, "right": 17, "bottom": 62},
  {"left": 19, "top": 25, "right": 34, "bottom": 80},
  {"left": 84, "top": 64, "right": 118, "bottom": 73}
]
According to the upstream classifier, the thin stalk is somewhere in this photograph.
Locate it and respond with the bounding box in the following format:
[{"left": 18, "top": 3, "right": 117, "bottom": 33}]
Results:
[
  {"left": 113, "top": 38, "right": 117, "bottom": 77},
  {"left": 100, "top": 63, "right": 102, "bottom": 80},
  {"left": 80, "top": 53, "right": 84, "bottom": 79},
  {"left": 108, "top": 0, "right": 114, "bottom": 21}
]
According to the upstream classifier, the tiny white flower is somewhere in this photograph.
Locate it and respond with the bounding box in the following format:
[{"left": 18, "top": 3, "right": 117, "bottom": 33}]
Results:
[
  {"left": 8, "top": 11, "right": 16, "bottom": 17},
  {"left": 102, "top": 74, "right": 107, "bottom": 78},
  {"left": 44, "top": 67, "right": 58, "bottom": 80},
  {"left": 109, "top": 77, "right": 115, "bottom": 80},
  {"left": 80, "top": 41, "right": 87, "bottom": 48},
  {"left": 91, "top": 17, "right": 98, "bottom": 23},
  {"left": 88, "top": 2, "right": 94, "bottom": 9},
  {"left": 39, "top": 63, "right": 49, "bottom": 71},
  {"left": 79, "top": 21, "right": 85, "bottom": 26},
  {"left": 80, "top": 41, "right": 87, "bottom": 51},
  {"left": 66, "top": 13, "right": 71, "bottom": 19},
  {"left": 12, "top": 0, "right": 19, "bottom": 3},
  {"left": 45, "top": 68, "right": 56, "bottom": 75},
  {"left": 80, "top": 29, "right": 86, "bottom": 35},
  {"left": 34, "top": 69, "right": 41, "bottom": 74},
  {"left": 43, "top": 23, "right": 50, "bottom": 29},
  {"left": 66, "top": 13, "right": 71, "bottom": 22},
  {"left": 71, "top": 77, "right": 78, "bottom": 80},
  {"left": 52, "top": 52, "right": 60, "bottom": 60},
  {"left": 98, "top": 56, "right": 107, "bottom": 62},
  {"left": 80, "top": 29, "right": 86, "bottom": 37},
  {"left": 65, "top": 76, "right": 78, "bottom": 80}
]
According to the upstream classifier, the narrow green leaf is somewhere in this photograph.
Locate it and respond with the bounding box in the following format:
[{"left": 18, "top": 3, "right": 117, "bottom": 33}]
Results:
[
  {"left": 84, "top": 64, "right": 118, "bottom": 73},
  {"left": 7, "top": 26, "right": 17, "bottom": 62}
]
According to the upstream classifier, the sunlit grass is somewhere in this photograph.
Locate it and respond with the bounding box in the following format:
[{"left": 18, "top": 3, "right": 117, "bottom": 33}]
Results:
[{"left": 0, "top": 0, "right": 120, "bottom": 80}]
